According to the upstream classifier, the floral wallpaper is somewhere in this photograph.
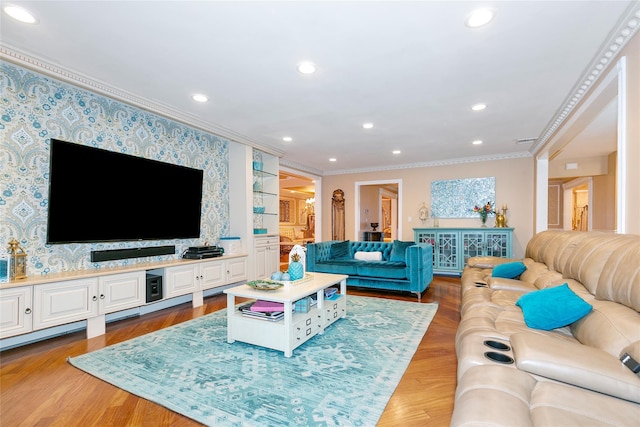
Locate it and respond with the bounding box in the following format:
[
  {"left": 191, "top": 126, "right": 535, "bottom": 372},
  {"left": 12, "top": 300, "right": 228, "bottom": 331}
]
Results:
[{"left": 0, "top": 62, "right": 230, "bottom": 275}]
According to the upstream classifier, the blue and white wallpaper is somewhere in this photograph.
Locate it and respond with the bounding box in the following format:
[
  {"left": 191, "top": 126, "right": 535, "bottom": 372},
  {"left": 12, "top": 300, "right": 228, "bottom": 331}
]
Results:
[{"left": 0, "top": 62, "right": 230, "bottom": 275}]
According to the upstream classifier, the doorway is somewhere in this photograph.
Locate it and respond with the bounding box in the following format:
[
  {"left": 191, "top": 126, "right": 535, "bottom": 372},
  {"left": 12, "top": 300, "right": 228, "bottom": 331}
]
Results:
[
  {"left": 355, "top": 180, "right": 402, "bottom": 241},
  {"left": 279, "top": 168, "right": 320, "bottom": 268},
  {"left": 563, "top": 177, "right": 592, "bottom": 231}
]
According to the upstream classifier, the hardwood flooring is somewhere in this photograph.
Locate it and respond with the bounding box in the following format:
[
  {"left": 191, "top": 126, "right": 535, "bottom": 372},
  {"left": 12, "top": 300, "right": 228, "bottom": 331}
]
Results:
[{"left": 0, "top": 276, "right": 460, "bottom": 427}]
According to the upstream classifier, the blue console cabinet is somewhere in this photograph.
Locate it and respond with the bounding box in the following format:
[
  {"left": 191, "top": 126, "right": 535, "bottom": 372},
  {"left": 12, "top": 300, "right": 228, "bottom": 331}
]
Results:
[{"left": 413, "top": 227, "right": 514, "bottom": 275}]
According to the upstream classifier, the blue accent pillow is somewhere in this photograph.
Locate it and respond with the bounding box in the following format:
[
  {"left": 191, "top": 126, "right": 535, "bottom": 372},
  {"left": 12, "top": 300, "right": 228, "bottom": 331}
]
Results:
[
  {"left": 516, "top": 283, "right": 592, "bottom": 330},
  {"left": 330, "top": 240, "right": 351, "bottom": 260},
  {"left": 390, "top": 240, "right": 414, "bottom": 262},
  {"left": 492, "top": 261, "right": 526, "bottom": 279}
]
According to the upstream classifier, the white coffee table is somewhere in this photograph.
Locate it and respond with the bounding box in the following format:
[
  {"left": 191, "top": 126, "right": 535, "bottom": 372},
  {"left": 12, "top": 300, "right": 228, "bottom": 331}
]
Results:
[{"left": 224, "top": 272, "right": 347, "bottom": 357}]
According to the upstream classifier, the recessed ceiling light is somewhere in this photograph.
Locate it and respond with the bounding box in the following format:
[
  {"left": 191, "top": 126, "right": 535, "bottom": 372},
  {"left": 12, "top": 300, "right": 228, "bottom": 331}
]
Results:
[
  {"left": 329, "top": 158, "right": 337, "bottom": 162},
  {"left": 392, "top": 150, "right": 401, "bottom": 155},
  {"left": 466, "top": 8, "right": 495, "bottom": 28},
  {"left": 192, "top": 94, "right": 208, "bottom": 103},
  {"left": 362, "top": 123, "right": 374, "bottom": 129},
  {"left": 282, "top": 136, "right": 293, "bottom": 142},
  {"left": 297, "top": 62, "right": 317, "bottom": 74},
  {"left": 472, "top": 140, "right": 483, "bottom": 145},
  {"left": 471, "top": 103, "right": 487, "bottom": 111},
  {"left": 3, "top": 5, "right": 38, "bottom": 23}
]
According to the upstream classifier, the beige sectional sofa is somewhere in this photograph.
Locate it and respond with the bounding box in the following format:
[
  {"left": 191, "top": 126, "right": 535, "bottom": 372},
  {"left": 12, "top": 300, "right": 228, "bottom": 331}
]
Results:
[{"left": 451, "top": 230, "right": 640, "bottom": 426}]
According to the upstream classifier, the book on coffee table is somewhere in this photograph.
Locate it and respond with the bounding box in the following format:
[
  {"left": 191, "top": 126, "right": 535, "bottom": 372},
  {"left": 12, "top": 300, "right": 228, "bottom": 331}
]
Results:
[{"left": 250, "top": 300, "right": 285, "bottom": 312}]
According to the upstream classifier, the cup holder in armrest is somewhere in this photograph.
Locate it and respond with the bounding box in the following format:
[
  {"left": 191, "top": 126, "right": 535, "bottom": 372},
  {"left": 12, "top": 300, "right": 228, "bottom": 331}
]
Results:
[
  {"left": 483, "top": 340, "right": 511, "bottom": 351},
  {"left": 484, "top": 351, "right": 514, "bottom": 364}
]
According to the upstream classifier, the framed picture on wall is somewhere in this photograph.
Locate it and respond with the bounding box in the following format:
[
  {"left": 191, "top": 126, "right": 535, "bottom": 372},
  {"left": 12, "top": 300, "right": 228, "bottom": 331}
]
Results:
[{"left": 279, "top": 198, "right": 295, "bottom": 224}]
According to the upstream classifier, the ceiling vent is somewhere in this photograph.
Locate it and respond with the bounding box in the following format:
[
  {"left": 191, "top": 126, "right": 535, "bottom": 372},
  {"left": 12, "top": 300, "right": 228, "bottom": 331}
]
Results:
[{"left": 514, "top": 138, "right": 537, "bottom": 145}]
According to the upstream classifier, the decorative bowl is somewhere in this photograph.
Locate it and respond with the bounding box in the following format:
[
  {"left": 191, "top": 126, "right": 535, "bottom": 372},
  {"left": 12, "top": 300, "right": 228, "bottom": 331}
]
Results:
[
  {"left": 246, "top": 280, "right": 283, "bottom": 291},
  {"left": 253, "top": 206, "right": 266, "bottom": 214}
]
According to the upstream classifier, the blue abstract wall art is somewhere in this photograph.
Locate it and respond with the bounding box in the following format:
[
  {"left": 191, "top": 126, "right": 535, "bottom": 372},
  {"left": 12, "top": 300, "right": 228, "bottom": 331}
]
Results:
[{"left": 431, "top": 177, "right": 496, "bottom": 218}]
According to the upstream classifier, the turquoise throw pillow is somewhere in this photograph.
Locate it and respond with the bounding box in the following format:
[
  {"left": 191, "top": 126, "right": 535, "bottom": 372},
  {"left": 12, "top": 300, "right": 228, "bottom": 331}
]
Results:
[
  {"left": 516, "top": 283, "right": 592, "bottom": 330},
  {"left": 330, "top": 240, "right": 351, "bottom": 260},
  {"left": 390, "top": 240, "right": 414, "bottom": 262},
  {"left": 492, "top": 261, "right": 526, "bottom": 279}
]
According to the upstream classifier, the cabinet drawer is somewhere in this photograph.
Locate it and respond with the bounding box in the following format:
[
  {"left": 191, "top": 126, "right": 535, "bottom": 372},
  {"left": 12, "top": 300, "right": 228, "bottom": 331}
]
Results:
[
  {"left": 324, "top": 296, "right": 346, "bottom": 327},
  {"left": 292, "top": 310, "right": 322, "bottom": 346}
]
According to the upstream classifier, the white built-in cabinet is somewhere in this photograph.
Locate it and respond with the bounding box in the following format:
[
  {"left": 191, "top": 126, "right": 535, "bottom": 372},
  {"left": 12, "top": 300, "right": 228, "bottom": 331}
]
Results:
[
  {"left": 228, "top": 144, "right": 280, "bottom": 281},
  {"left": 0, "top": 286, "right": 33, "bottom": 339},
  {"left": 98, "top": 271, "right": 146, "bottom": 314},
  {"left": 33, "top": 278, "right": 99, "bottom": 331},
  {"left": 253, "top": 235, "right": 279, "bottom": 279},
  {"left": 32, "top": 271, "right": 147, "bottom": 332},
  {"left": 0, "top": 255, "right": 247, "bottom": 343},
  {"left": 165, "top": 257, "right": 247, "bottom": 297}
]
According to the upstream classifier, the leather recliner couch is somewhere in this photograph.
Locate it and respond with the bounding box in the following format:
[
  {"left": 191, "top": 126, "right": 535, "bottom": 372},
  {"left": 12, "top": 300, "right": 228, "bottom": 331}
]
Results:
[{"left": 451, "top": 230, "right": 640, "bottom": 426}]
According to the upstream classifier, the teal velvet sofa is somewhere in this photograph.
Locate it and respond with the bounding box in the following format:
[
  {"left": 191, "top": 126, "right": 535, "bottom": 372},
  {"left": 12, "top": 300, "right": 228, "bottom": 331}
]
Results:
[{"left": 305, "top": 240, "right": 433, "bottom": 301}]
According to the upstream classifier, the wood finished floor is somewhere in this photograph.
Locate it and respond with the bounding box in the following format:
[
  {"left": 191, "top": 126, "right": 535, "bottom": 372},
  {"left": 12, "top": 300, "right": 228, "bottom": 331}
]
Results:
[{"left": 0, "top": 276, "right": 461, "bottom": 427}]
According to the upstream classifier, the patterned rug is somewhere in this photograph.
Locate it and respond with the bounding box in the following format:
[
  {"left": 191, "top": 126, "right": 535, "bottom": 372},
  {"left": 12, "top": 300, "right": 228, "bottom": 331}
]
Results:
[{"left": 69, "top": 296, "right": 438, "bottom": 426}]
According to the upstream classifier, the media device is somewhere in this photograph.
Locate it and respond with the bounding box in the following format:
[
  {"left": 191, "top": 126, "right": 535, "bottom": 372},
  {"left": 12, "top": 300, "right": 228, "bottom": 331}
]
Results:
[
  {"left": 46, "top": 139, "right": 204, "bottom": 244},
  {"left": 145, "top": 273, "right": 163, "bottom": 303},
  {"left": 182, "top": 245, "right": 224, "bottom": 259}
]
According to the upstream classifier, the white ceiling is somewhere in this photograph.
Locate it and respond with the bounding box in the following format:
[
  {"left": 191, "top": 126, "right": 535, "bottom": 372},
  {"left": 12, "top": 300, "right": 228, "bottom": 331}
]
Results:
[{"left": 0, "top": 1, "right": 633, "bottom": 174}]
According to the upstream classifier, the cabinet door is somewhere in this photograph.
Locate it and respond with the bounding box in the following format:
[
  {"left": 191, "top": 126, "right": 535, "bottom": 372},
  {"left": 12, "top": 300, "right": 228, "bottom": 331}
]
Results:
[
  {"left": 33, "top": 279, "right": 99, "bottom": 331},
  {"left": 254, "top": 245, "right": 268, "bottom": 280},
  {"left": 0, "top": 286, "right": 33, "bottom": 339},
  {"left": 266, "top": 246, "right": 279, "bottom": 277},
  {"left": 98, "top": 271, "right": 145, "bottom": 314},
  {"left": 461, "top": 232, "right": 485, "bottom": 265},
  {"left": 415, "top": 230, "right": 437, "bottom": 268},
  {"left": 165, "top": 264, "right": 197, "bottom": 298},
  {"left": 253, "top": 236, "right": 279, "bottom": 280},
  {"left": 484, "top": 231, "right": 511, "bottom": 258},
  {"left": 199, "top": 260, "right": 225, "bottom": 291},
  {"left": 435, "top": 232, "right": 460, "bottom": 272},
  {"left": 226, "top": 257, "right": 247, "bottom": 283}
]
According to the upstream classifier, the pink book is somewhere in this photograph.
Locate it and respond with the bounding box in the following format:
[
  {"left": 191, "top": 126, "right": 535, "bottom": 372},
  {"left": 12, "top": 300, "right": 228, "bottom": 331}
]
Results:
[{"left": 250, "top": 300, "right": 284, "bottom": 312}]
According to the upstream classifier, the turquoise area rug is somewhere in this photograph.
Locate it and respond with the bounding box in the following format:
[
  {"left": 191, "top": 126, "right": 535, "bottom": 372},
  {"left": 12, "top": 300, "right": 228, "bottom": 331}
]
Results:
[{"left": 69, "top": 296, "right": 438, "bottom": 426}]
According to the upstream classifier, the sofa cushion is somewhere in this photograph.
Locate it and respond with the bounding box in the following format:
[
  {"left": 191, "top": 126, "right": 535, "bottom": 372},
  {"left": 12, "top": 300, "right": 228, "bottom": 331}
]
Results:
[
  {"left": 354, "top": 251, "right": 382, "bottom": 261},
  {"left": 390, "top": 240, "right": 414, "bottom": 262},
  {"left": 330, "top": 240, "right": 350, "bottom": 260},
  {"left": 516, "top": 283, "right": 592, "bottom": 330},
  {"left": 314, "top": 260, "right": 360, "bottom": 275},
  {"left": 492, "top": 261, "right": 526, "bottom": 279},
  {"left": 357, "top": 261, "right": 407, "bottom": 280}
]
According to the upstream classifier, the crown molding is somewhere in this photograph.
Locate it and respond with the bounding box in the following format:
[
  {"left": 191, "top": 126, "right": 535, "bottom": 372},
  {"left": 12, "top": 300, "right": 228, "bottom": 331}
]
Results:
[
  {"left": 0, "top": 44, "right": 285, "bottom": 158},
  {"left": 531, "top": 1, "right": 640, "bottom": 155},
  {"left": 278, "top": 158, "right": 324, "bottom": 176},
  {"left": 322, "top": 151, "right": 532, "bottom": 176}
]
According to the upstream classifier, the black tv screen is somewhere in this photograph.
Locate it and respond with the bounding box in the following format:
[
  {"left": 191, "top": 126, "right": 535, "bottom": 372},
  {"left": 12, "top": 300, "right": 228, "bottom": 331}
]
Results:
[{"left": 46, "top": 139, "right": 204, "bottom": 244}]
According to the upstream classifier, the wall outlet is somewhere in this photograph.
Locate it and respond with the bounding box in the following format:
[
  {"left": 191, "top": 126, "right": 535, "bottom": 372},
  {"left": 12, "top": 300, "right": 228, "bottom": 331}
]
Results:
[{"left": 408, "top": 216, "right": 412, "bottom": 223}]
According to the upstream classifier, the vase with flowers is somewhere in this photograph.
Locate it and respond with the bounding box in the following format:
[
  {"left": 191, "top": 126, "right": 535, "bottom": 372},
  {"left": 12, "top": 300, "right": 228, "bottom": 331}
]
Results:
[{"left": 473, "top": 202, "right": 495, "bottom": 227}]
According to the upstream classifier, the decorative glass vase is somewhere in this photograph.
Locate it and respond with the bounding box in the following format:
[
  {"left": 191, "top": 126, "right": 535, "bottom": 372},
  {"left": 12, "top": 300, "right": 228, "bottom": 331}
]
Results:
[
  {"left": 479, "top": 212, "right": 488, "bottom": 227},
  {"left": 288, "top": 261, "right": 304, "bottom": 281}
]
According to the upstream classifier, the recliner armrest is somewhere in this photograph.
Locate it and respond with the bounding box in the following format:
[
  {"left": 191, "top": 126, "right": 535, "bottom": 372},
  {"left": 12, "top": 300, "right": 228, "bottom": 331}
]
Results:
[
  {"left": 487, "top": 277, "right": 536, "bottom": 292},
  {"left": 511, "top": 332, "right": 640, "bottom": 403},
  {"left": 467, "top": 256, "right": 519, "bottom": 269}
]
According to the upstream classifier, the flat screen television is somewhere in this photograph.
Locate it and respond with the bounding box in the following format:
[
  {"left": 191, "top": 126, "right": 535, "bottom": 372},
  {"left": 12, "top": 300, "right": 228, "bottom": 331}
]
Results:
[{"left": 46, "top": 139, "right": 204, "bottom": 244}]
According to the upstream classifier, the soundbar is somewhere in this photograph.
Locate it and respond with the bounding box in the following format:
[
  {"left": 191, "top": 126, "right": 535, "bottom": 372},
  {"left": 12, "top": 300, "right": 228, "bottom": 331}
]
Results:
[{"left": 91, "top": 245, "right": 176, "bottom": 262}]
